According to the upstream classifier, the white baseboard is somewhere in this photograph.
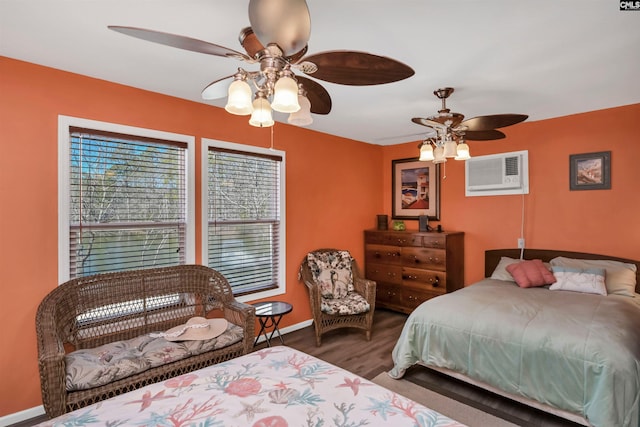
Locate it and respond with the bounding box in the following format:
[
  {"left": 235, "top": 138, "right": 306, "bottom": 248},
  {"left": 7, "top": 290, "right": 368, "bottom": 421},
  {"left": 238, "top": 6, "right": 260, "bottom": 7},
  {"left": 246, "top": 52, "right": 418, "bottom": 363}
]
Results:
[
  {"left": 0, "top": 405, "right": 45, "bottom": 427},
  {"left": 0, "top": 318, "right": 313, "bottom": 426}
]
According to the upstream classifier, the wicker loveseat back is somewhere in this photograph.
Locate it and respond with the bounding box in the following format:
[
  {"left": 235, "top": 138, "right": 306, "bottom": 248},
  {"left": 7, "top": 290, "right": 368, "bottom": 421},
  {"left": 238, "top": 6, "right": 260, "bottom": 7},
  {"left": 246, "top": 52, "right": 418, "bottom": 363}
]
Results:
[{"left": 36, "top": 264, "right": 255, "bottom": 418}]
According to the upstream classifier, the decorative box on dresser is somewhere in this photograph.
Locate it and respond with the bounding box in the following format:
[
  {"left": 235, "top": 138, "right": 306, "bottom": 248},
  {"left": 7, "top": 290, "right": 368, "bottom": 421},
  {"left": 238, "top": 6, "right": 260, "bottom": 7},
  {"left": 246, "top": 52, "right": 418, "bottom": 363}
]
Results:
[{"left": 364, "top": 229, "right": 464, "bottom": 314}]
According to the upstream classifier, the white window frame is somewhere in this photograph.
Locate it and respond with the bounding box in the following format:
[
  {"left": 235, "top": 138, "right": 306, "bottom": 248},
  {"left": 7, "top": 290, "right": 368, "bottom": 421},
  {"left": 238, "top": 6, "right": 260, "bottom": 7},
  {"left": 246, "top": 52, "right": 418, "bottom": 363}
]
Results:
[
  {"left": 201, "top": 138, "right": 286, "bottom": 302},
  {"left": 58, "top": 115, "right": 196, "bottom": 283}
]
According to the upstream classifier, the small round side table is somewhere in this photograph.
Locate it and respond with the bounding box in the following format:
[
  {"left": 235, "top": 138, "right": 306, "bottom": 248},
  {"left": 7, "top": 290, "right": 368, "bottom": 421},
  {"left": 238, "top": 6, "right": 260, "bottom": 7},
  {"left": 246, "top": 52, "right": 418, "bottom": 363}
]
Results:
[{"left": 252, "top": 301, "right": 293, "bottom": 347}]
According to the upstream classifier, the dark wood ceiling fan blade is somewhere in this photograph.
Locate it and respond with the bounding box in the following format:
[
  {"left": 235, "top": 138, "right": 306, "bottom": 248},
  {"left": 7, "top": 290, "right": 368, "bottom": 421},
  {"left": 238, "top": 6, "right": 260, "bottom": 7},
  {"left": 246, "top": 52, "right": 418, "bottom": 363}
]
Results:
[
  {"left": 463, "top": 129, "right": 506, "bottom": 140},
  {"left": 302, "top": 51, "right": 415, "bottom": 85},
  {"left": 296, "top": 76, "right": 331, "bottom": 114},
  {"left": 108, "top": 26, "right": 251, "bottom": 60},
  {"left": 248, "top": 0, "right": 311, "bottom": 57},
  {"left": 460, "top": 114, "right": 528, "bottom": 131}
]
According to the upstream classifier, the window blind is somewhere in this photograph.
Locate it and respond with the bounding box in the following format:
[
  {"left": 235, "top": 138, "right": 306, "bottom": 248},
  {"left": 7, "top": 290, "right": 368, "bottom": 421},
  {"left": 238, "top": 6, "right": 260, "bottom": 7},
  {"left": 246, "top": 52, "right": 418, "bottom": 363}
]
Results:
[
  {"left": 69, "top": 127, "right": 187, "bottom": 278},
  {"left": 207, "top": 148, "right": 282, "bottom": 294}
]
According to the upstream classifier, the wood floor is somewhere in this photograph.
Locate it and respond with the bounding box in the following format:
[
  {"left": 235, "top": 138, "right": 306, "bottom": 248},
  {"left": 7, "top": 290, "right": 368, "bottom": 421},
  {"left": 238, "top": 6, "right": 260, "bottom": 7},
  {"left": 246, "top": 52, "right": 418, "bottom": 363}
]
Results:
[{"left": 12, "top": 308, "right": 584, "bottom": 427}]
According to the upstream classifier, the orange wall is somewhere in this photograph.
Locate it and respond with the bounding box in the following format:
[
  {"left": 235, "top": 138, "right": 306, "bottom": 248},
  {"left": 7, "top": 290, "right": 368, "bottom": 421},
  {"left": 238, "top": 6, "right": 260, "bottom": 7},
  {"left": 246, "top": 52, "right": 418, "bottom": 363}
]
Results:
[
  {"left": 0, "top": 57, "right": 383, "bottom": 415},
  {"left": 382, "top": 104, "right": 640, "bottom": 284},
  {"left": 1, "top": 55, "right": 639, "bottom": 416}
]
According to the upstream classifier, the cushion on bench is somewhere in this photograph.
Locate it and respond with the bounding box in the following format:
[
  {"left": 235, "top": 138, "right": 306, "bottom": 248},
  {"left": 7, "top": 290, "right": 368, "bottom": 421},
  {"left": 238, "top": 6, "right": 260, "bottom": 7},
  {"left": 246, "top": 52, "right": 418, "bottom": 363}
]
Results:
[{"left": 65, "top": 322, "right": 243, "bottom": 391}]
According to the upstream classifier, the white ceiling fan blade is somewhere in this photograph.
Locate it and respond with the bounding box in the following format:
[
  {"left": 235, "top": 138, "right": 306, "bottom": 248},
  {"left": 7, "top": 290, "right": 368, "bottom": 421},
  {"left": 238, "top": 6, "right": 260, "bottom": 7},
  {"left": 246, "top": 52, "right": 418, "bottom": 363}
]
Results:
[{"left": 202, "top": 75, "right": 234, "bottom": 100}]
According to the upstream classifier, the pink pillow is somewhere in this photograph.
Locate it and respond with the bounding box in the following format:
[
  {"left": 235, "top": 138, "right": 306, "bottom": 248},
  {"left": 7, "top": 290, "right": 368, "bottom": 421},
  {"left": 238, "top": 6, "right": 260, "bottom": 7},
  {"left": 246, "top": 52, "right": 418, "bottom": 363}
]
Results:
[{"left": 506, "top": 259, "right": 557, "bottom": 288}]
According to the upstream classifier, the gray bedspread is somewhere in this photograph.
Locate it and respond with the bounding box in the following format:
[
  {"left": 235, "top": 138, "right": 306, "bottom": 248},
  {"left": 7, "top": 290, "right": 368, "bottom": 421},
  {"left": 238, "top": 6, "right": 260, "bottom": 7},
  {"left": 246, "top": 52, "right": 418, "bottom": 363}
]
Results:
[{"left": 389, "top": 278, "right": 640, "bottom": 427}]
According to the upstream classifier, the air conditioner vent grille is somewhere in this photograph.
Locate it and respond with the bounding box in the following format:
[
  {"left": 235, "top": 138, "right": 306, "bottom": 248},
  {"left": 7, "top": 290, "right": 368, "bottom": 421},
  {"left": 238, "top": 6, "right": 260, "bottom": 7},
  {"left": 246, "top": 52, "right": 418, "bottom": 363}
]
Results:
[{"left": 505, "top": 156, "right": 519, "bottom": 176}]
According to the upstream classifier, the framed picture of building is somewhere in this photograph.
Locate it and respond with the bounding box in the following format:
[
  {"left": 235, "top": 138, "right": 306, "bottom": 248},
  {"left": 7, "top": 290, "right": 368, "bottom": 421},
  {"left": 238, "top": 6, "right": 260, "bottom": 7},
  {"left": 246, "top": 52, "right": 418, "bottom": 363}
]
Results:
[{"left": 392, "top": 158, "right": 440, "bottom": 220}]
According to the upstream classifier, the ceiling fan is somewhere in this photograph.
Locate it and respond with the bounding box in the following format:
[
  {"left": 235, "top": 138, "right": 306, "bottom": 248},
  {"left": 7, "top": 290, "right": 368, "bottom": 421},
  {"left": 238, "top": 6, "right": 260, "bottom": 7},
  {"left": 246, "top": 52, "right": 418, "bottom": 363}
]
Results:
[
  {"left": 108, "top": 0, "right": 414, "bottom": 127},
  {"left": 411, "top": 87, "right": 528, "bottom": 162}
]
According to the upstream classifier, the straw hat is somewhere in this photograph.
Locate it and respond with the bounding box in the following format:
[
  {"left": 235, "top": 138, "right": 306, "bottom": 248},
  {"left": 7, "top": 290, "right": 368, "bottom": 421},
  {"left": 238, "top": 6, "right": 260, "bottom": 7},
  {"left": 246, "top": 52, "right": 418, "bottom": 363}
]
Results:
[{"left": 152, "top": 317, "right": 228, "bottom": 341}]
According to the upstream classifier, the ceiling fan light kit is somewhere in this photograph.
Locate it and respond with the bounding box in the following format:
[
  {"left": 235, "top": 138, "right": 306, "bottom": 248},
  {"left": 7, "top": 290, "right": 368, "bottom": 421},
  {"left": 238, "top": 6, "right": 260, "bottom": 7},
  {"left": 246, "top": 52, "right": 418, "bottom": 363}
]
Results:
[
  {"left": 454, "top": 142, "right": 471, "bottom": 161},
  {"left": 108, "top": 0, "right": 414, "bottom": 130},
  {"left": 287, "top": 88, "right": 313, "bottom": 126},
  {"left": 225, "top": 75, "right": 254, "bottom": 115},
  {"left": 414, "top": 87, "right": 527, "bottom": 166},
  {"left": 249, "top": 92, "right": 275, "bottom": 127},
  {"left": 270, "top": 70, "right": 301, "bottom": 113}
]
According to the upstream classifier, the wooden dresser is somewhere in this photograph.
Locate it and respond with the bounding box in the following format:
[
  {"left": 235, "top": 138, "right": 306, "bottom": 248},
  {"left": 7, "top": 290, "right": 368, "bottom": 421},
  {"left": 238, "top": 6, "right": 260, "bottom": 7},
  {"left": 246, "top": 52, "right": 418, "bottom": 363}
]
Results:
[{"left": 364, "top": 229, "right": 464, "bottom": 314}]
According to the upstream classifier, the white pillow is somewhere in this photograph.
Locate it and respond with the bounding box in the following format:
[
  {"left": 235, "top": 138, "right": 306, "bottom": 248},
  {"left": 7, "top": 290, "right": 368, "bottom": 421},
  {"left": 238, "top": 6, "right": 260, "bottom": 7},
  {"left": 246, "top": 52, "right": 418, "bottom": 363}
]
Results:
[
  {"left": 550, "top": 257, "right": 637, "bottom": 297},
  {"left": 549, "top": 266, "right": 607, "bottom": 296},
  {"left": 490, "top": 257, "right": 519, "bottom": 281}
]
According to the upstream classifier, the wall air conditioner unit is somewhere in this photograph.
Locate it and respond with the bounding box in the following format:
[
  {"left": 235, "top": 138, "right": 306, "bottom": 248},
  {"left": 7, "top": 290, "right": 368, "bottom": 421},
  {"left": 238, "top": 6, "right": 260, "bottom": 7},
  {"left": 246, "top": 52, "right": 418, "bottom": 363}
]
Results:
[{"left": 465, "top": 150, "right": 529, "bottom": 196}]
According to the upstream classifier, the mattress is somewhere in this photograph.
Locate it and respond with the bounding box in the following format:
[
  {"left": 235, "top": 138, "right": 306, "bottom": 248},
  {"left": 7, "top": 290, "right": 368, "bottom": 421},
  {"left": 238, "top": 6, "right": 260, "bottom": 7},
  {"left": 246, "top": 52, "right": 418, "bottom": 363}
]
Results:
[{"left": 390, "top": 278, "right": 640, "bottom": 427}]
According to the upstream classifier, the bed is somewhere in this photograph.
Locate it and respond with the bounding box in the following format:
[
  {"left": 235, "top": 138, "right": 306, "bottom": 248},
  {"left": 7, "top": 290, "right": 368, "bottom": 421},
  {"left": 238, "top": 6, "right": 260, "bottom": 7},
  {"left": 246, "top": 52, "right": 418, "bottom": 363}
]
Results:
[
  {"left": 36, "top": 345, "right": 466, "bottom": 427},
  {"left": 389, "top": 248, "right": 640, "bottom": 427}
]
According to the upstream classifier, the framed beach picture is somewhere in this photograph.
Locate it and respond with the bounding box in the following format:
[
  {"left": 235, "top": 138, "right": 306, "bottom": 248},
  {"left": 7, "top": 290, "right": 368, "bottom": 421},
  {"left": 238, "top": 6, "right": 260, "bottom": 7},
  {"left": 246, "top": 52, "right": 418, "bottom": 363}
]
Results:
[
  {"left": 569, "top": 151, "right": 611, "bottom": 191},
  {"left": 392, "top": 158, "right": 440, "bottom": 220}
]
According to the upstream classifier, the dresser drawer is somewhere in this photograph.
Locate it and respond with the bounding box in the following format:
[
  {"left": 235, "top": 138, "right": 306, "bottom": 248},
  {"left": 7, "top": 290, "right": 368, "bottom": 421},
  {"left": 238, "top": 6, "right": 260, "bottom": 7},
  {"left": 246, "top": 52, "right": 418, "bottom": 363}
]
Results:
[
  {"left": 376, "top": 282, "right": 402, "bottom": 307},
  {"left": 402, "top": 267, "right": 446, "bottom": 290},
  {"left": 364, "top": 231, "right": 422, "bottom": 247},
  {"left": 401, "top": 247, "right": 446, "bottom": 270},
  {"left": 421, "top": 234, "right": 446, "bottom": 249},
  {"left": 402, "top": 286, "right": 444, "bottom": 311},
  {"left": 365, "top": 244, "right": 402, "bottom": 266},
  {"left": 366, "top": 262, "right": 402, "bottom": 285}
]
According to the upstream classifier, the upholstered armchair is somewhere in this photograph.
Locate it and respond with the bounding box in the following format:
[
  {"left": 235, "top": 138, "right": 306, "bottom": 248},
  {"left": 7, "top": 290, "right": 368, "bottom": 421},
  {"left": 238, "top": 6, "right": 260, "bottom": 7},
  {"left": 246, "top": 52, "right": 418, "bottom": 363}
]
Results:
[{"left": 299, "top": 249, "right": 376, "bottom": 346}]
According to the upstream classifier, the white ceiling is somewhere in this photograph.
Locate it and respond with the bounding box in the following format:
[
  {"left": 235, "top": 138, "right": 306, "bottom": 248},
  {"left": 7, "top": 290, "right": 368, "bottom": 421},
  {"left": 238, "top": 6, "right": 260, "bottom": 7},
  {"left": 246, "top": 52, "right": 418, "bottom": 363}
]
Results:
[{"left": 2, "top": 0, "right": 639, "bottom": 145}]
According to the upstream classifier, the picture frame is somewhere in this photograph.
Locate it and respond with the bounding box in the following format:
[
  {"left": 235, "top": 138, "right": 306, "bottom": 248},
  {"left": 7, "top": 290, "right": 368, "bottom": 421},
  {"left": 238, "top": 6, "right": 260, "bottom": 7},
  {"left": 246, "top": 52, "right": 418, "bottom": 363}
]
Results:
[
  {"left": 569, "top": 151, "right": 611, "bottom": 191},
  {"left": 392, "top": 158, "right": 440, "bottom": 220}
]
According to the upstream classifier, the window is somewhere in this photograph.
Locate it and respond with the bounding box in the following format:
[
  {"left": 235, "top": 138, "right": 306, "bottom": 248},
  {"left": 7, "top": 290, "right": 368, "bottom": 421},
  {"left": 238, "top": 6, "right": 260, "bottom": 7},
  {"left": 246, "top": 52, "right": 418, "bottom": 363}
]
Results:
[
  {"left": 59, "top": 116, "right": 195, "bottom": 282},
  {"left": 202, "top": 139, "right": 285, "bottom": 299}
]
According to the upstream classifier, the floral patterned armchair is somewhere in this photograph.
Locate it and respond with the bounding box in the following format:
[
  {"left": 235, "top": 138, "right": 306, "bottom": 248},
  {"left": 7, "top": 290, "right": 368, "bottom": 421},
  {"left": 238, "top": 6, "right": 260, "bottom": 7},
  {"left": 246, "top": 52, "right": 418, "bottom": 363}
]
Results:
[{"left": 299, "top": 249, "right": 376, "bottom": 346}]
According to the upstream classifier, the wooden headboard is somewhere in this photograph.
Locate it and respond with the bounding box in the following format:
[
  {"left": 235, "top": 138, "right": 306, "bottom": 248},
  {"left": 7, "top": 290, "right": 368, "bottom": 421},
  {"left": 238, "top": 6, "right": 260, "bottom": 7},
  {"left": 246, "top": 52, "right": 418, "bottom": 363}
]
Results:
[{"left": 485, "top": 248, "right": 640, "bottom": 294}]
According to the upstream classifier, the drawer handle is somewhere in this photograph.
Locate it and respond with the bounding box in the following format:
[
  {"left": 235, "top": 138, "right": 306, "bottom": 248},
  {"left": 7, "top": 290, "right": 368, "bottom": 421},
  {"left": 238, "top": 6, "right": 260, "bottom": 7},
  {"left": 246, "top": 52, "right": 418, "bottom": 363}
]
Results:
[
  {"left": 433, "top": 277, "right": 440, "bottom": 287},
  {"left": 374, "top": 252, "right": 381, "bottom": 258}
]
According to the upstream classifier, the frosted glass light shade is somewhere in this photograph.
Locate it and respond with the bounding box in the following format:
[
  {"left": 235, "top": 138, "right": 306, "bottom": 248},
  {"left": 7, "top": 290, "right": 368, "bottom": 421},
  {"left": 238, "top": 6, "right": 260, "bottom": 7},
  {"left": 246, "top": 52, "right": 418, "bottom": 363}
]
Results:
[
  {"left": 249, "top": 96, "right": 274, "bottom": 127},
  {"left": 287, "top": 94, "right": 312, "bottom": 126},
  {"left": 225, "top": 80, "right": 253, "bottom": 115},
  {"left": 271, "top": 76, "right": 300, "bottom": 113},
  {"left": 419, "top": 143, "right": 434, "bottom": 161},
  {"left": 443, "top": 139, "right": 458, "bottom": 158},
  {"left": 432, "top": 145, "right": 447, "bottom": 164},
  {"left": 454, "top": 142, "right": 471, "bottom": 160}
]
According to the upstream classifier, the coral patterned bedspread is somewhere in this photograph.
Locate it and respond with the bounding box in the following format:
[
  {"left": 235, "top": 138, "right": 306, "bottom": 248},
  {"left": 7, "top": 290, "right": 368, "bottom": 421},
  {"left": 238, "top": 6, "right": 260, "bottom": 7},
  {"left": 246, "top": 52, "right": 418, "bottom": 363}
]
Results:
[{"left": 37, "top": 345, "right": 465, "bottom": 427}]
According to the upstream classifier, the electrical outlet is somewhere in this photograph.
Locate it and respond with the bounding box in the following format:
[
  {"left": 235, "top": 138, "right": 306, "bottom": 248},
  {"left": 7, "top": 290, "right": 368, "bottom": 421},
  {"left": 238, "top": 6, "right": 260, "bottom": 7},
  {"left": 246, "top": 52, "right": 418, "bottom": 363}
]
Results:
[{"left": 517, "top": 238, "right": 525, "bottom": 249}]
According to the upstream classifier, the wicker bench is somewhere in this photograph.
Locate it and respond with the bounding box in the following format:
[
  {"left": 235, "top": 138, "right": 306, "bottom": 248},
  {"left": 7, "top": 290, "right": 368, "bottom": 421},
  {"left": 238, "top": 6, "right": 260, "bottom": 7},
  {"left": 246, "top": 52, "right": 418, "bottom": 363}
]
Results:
[{"left": 36, "top": 264, "right": 255, "bottom": 418}]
